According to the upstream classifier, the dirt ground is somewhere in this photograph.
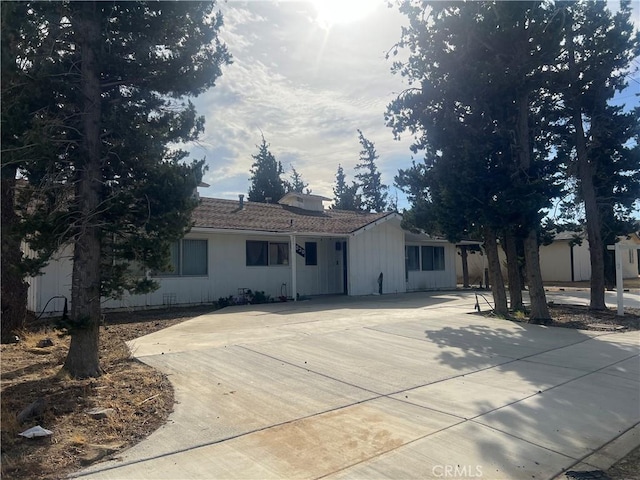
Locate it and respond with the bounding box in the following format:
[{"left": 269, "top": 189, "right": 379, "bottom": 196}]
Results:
[{"left": 1, "top": 301, "right": 638, "bottom": 480}]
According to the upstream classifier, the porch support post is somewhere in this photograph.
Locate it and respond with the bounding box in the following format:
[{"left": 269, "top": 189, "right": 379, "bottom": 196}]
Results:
[
  {"left": 608, "top": 243, "right": 624, "bottom": 316},
  {"left": 290, "top": 234, "right": 297, "bottom": 301}
]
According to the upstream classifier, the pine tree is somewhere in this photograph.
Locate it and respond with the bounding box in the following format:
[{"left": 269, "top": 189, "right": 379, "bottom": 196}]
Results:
[
  {"left": 248, "top": 137, "right": 286, "bottom": 203},
  {"left": 1, "top": 1, "right": 230, "bottom": 373},
  {"left": 556, "top": 0, "right": 639, "bottom": 309},
  {"left": 287, "top": 166, "right": 310, "bottom": 194},
  {"left": 388, "top": 1, "right": 566, "bottom": 321},
  {"left": 332, "top": 164, "right": 362, "bottom": 211},
  {"left": 354, "top": 130, "right": 388, "bottom": 213}
]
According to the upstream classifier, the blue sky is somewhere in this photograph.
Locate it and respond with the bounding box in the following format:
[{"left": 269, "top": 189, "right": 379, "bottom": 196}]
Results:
[{"left": 189, "top": 0, "right": 640, "bottom": 212}]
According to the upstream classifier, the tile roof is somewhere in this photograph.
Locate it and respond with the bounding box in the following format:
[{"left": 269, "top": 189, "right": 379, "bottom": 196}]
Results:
[{"left": 192, "top": 197, "right": 396, "bottom": 235}]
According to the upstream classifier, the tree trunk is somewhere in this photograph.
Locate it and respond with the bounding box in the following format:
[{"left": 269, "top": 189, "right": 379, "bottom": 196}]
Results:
[
  {"left": 504, "top": 231, "right": 524, "bottom": 312},
  {"left": 63, "top": 1, "right": 102, "bottom": 378},
  {"left": 574, "top": 111, "right": 606, "bottom": 310},
  {"left": 523, "top": 229, "right": 551, "bottom": 323},
  {"left": 514, "top": 91, "right": 550, "bottom": 322},
  {"left": 484, "top": 226, "right": 508, "bottom": 316},
  {"left": 1, "top": 165, "right": 28, "bottom": 343},
  {"left": 459, "top": 245, "right": 470, "bottom": 288},
  {"left": 566, "top": 18, "right": 606, "bottom": 310}
]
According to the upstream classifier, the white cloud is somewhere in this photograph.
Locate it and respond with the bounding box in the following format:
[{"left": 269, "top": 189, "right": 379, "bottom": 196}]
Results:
[{"left": 191, "top": 0, "right": 416, "bottom": 206}]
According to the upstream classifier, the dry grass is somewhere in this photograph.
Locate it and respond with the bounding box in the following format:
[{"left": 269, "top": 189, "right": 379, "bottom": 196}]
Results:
[{"left": 0, "top": 308, "right": 204, "bottom": 480}]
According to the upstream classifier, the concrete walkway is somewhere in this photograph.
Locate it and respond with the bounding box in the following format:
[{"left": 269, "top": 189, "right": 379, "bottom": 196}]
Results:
[{"left": 75, "top": 292, "right": 640, "bottom": 479}]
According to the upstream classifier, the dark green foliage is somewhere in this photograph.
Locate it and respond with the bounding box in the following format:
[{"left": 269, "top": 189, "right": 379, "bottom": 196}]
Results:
[
  {"left": 216, "top": 296, "right": 235, "bottom": 309},
  {"left": 1, "top": 1, "right": 230, "bottom": 369},
  {"left": 388, "top": 1, "right": 570, "bottom": 319},
  {"left": 355, "top": 130, "right": 388, "bottom": 213},
  {"left": 389, "top": 0, "right": 638, "bottom": 313},
  {"left": 249, "top": 290, "right": 271, "bottom": 304},
  {"left": 332, "top": 164, "right": 362, "bottom": 211},
  {"left": 248, "top": 137, "right": 286, "bottom": 203},
  {"left": 55, "top": 314, "right": 92, "bottom": 337},
  {"left": 553, "top": 1, "right": 639, "bottom": 292},
  {"left": 3, "top": 1, "right": 230, "bottom": 298},
  {"left": 287, "top": 166, "right": 310, "bottom": 194}
]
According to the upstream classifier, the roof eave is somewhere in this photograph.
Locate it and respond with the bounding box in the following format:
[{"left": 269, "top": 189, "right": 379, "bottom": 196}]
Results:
[
  {"left": 350, "top": 212, "right": 403, "bottom": 237},
  {"left": 190, "top": 226, "right": 351, "bottom": 237}
]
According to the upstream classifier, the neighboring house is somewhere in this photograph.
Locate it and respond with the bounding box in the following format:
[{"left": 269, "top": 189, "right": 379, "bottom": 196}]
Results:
[
  {"left": 539, "top": 231, "right": 640, "bottom": 282},
  {"left": 539, "top": 231, "right": 591, "bottom": 282},
  {"left": 453, "top": 231, "right": 640, "bottom": 285},
  {"left": 27, "top": 192, "right": 458, "bottom": 315}
]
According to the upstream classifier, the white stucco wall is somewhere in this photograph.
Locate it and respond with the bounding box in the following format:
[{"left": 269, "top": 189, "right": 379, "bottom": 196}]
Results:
[{"left": 348, "top": 219, "right": 406, "bottom": 296}]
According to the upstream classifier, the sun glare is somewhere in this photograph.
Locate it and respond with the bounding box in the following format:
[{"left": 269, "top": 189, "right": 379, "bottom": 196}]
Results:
[{"left": 311, "top": 0, "right": 379, "bottom": 29}]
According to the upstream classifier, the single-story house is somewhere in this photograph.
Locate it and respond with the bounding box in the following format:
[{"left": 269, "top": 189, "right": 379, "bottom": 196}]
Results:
[
  {"left": 27, "top": 192, "right": 458, "bottom": 315},
  {"left": 454, "top": 231, "right": 640, "bottom": 285}
]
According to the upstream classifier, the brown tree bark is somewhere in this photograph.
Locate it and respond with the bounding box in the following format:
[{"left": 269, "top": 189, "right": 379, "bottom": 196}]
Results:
[
  {"left": 484, "top": 226, "right": 508, "bottom": 316},
  {"left": 459, "top": 245, "right": 470, "bottom": 288},
  {"left": 63, "top": 1, "right": 102, "bottom": 378},
  {"left": 1, "top": 165, "right": 28, "bottom": 343},
  {"left": 515, "top": 92, "right": 551, "bottom": 323},
  {"left": 504, "top": 231, "right": 524, "bottom": 312},
  {"left": 523, "top": 229, "right": 551, "bottom": 323},
  {"left": 566, "top": 17, "right": 606, "bottom": 310}
]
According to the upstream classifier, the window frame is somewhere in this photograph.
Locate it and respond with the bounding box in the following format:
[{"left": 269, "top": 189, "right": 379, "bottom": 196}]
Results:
[{"left": 246, "top": 240, "right": 291, "bottom": 266}]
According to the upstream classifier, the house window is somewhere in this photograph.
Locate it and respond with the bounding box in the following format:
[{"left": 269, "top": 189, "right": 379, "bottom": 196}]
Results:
[
  {"left": 406, "top": 246, "right": 420, "bottom": 271},
  {"left": 305, "top": 242, "right": 317, "bottom": 266},
  {"left": 162, "top": 241, "right": 181, "bottom": 276},
  {"left": 246, "top": 240, "right": 290, "bottom": 266},
  {"left": 246, "top": 241, "right": 268, "bottom": 266},
  {"left": 269, "top": 242, "right": 289, "bottom": 265},
  {"left": 421, "top": 246, "right": 445, "bottom": 271},
  {"left": 157, "top": 239, "right": 207, "bottom": 276},
  {"left": 182, "top": 239, "right": 208, "bottom": 275}
]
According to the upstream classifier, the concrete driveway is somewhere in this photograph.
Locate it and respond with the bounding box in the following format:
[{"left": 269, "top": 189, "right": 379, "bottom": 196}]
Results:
[{"left": 75, "top": 291, "right": 639, "bottom": 480}]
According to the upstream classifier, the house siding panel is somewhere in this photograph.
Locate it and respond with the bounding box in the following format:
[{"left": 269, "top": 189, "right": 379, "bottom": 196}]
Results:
[{"left": 348, "top": 220, "right": 405, "bottom": 296}]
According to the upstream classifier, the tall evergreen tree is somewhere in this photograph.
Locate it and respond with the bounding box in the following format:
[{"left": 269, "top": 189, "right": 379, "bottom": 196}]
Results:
[
  {"left": 248, "top": 137, "right": 286, "bottom": 203},
  {"left": 332, "top": 164, "right": 362, "bottom": 211},
  {"left": 1, "top": 1, "right": 230, "bottom": 374},
  {"left": 355, "top": 130, "right": 388, "bottom": 213},
  {"left": 1, "top": 2, "right": 51, "bottom": 342},
  {"left": 555, "top": 0, "right": 639, "bottom": 309},
  {"left": 287, "top": 166, "right": 309, "bottom": 194},
  {"left": 388, "top": 1, "right": 565, "bottom": 321}
]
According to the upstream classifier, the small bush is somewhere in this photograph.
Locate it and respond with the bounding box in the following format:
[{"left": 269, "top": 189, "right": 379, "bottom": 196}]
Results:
[
  {"left": 216, "top": 296, "right": 234, "bottom": 309},
  {"left": 249, "top": 290, "right": 270, "bottom": 304}
]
